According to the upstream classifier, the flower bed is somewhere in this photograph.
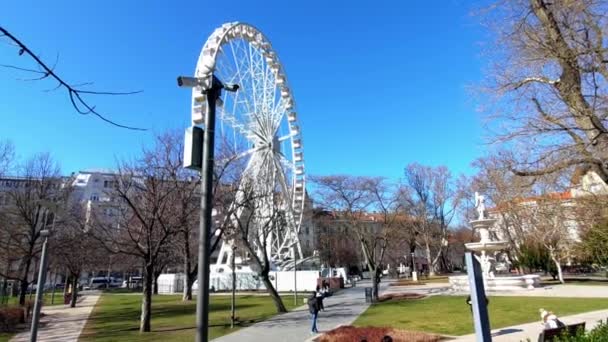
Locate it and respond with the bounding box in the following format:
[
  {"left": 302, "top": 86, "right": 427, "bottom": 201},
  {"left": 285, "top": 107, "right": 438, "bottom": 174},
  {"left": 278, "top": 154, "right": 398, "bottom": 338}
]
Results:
[
  {"left": 377, "top": 293, "right": 426, "bottom": 302},
  {"left": 316, "top": 325, "right": 441, "bottom": 342}
]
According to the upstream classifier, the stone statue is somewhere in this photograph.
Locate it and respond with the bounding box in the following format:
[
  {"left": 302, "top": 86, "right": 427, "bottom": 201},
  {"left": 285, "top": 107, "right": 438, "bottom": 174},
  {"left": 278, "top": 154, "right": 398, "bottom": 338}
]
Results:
[{"left": 474, "top": 191, "right": 486, "bottom": 220}]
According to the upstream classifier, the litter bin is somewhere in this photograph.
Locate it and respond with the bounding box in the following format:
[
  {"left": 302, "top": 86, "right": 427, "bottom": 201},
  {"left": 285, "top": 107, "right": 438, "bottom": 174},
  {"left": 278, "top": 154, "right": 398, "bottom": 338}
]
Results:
[{"left": 365, "top": 287, "right": 373, "bottom": 303}]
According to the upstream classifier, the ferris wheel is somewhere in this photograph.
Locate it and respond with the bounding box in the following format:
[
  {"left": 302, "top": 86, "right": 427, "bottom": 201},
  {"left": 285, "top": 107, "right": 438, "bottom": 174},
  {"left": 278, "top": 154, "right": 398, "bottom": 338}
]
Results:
[{"left": 191, "top": 22, "right": 306, "bottom": 269}]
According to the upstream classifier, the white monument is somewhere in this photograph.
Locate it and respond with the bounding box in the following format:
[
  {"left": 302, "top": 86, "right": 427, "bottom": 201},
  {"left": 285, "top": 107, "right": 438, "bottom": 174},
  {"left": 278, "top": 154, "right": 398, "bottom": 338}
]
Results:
[{"left": 449, "top": 192, "right": 540, "bottom": 291}]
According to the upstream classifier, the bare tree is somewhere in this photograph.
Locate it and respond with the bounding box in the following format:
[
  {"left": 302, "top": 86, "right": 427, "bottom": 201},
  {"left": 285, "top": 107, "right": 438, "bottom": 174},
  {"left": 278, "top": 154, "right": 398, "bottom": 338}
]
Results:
[
  {"left": 0, "top": 153, "right": 68, "bottom": 305},
  {"left": 403, "top": 164, "right": 460, "bottom": 275},
  {"left": 524, "top": 195, "right": 575, "bottom": 283},
  {"left": 480, "top": 0, "right": 608, "bottom": 183},
  {"left": 0, "top": 140, "right": 15, "bottom": 299},
  {"left": 312, "top": 175, "right": 401, "bottom": 300},
  {"left": 0, "top": 140, "right": 14, "bottom": 176},
  {"left": 313, "top": 210, "right": 362, "bottom": 270},
  {"left": 226, "top": 180, "right": 288, "bottom": 313},
  {"left": 51, "top": 202, "right": 104, "bottom": 307},
  {"left": 471, "top": 156, "right": 535, "bottom": 269},
  {"left": 92, "top": 135, "right": 184, "bottom": 332}
]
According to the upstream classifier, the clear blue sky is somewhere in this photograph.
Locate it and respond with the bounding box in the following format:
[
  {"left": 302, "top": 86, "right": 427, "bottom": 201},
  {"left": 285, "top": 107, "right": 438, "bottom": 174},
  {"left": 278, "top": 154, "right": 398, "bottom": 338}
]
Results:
[{"left": 1, "top": 0, "right": 488, "bottom": 179}]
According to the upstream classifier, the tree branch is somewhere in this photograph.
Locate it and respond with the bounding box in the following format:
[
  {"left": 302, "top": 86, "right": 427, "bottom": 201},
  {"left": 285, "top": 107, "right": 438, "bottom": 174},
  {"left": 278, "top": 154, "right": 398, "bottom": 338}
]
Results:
[{"left": 0, "top": 26, "right": 145, "bottom": 131}]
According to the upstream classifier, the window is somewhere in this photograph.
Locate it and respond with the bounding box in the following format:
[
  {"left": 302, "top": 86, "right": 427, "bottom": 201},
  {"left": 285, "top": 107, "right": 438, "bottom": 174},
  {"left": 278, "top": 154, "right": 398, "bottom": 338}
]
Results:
[{"left": 90, "top": 194, "right": 99, "bottom": 202}]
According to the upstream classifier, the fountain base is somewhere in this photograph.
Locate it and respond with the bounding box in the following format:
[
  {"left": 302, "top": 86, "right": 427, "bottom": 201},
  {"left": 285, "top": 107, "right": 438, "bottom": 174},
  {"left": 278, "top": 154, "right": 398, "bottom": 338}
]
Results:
[{"left": 449, "top": 274, "right": 541, "bottom": 292}]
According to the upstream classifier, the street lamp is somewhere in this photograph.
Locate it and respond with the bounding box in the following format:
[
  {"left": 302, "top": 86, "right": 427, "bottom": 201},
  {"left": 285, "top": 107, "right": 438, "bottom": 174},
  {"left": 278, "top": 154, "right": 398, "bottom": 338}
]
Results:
[
  {"left": 30, "top": 227, "right": 50, "bottom": 342},
  {"left": 291, "top": 242, "right": 298, "bottom": 306},
  {"left": 178, "top": 74, "right": 238, "bottom": 342},
  {"left": 30, "top": 200, "right": 63, "bottom": 342},
  {"left": 230, "top": 245, "right": 237, "bottom": 329}
]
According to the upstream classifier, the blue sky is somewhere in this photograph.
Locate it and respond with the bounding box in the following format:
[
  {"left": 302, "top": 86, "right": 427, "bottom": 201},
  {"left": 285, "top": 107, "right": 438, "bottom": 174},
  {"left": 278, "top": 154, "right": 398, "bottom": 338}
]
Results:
[{"left": 1, "top": 0, "right": 488, "bottom": 180}]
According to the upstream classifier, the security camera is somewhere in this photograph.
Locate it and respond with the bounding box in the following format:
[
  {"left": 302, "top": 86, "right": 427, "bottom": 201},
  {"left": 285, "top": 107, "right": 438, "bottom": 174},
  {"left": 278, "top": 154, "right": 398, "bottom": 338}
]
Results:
[
  {"left": 177, "top": 76, "right": 202, "bottom": 88},
  {"left": 223, "top": 83, "right": 239, "bottom": 92}
]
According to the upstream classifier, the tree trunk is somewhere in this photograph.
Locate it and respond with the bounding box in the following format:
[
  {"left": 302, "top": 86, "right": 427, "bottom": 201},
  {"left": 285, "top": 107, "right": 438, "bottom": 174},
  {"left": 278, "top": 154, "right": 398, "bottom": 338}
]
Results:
[
  {"left": 425, "top": 243, "right": 434, "bottom": 276},
  {"left": 260, "top": 272, "right": 287, "bottom": 313},
  {"left": 18, "top": 257, "right": 33, "bottom": 306},
  {"left": 372, "top": 268, "right": 380, "bottom": 301},
  {"left": 431, "top": 247, "right": 443, "bottom": 276},
  {"left": 182, "top": 231, "right": 194, "bottom": 301},
  {"left": 70, "top": 275, "right": 78, "bottom": 308},
  {"left": 549, "top": 250, "right": 565, "bottom": 284},
  {"left": 153, "top": 273, "right": 159, "bottom": 295},
  {"left": 183, "top": 271, "right": 194, "bottom": 301},
  {"left": 1, "top": 277, "right": 7, "bottom": 305},
  {"left": 140, "top": 264, "right": 153, "bottom": 332}
]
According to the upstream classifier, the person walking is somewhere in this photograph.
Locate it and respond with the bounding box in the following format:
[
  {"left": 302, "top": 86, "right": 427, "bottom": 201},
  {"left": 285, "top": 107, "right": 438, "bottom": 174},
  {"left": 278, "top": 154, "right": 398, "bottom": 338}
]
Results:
[
  {"left": 308, "top": 291, "right": 321, "bottom": 334},
  {"left": 316, "top": 285, "right": 325, "bottom": 310}
]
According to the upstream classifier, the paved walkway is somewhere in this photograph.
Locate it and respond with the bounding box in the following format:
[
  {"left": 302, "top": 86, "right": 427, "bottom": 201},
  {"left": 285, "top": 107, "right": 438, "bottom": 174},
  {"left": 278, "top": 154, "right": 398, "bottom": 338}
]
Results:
[
  {"left": 11, "top": 294, "right": 100, "bottom": 342},
  {"left": 486, "top": 284, "right": 608, "bottom": 298},
  {"left": 451, "top": 309, "right": 608, "bottom": 342},
  {"left": 213, "top": 280, "right": 386, "bottom": 342}
]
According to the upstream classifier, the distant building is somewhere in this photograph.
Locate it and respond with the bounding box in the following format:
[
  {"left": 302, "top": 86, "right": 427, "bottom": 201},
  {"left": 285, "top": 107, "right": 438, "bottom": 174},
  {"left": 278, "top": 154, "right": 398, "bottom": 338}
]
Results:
[{"left": 489, "top": 170, "right": 608, "bottom": 265}]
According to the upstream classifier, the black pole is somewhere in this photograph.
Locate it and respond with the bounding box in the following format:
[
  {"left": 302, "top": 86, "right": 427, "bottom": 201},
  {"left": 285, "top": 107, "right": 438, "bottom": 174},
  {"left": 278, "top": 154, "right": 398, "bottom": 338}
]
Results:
[
  {"left": 196, "top": 76, "right": 222, "bottom": 342},
  {"left": 231, "top": 246, "right": 236, "bottom": 329},
  {"left": 465, "top": 252, "right": 491, "bottom": 341}
]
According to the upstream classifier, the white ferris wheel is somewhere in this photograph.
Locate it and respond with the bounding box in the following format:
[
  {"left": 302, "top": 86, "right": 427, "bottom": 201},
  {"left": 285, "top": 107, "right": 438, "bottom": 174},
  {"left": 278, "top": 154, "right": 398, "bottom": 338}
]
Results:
[{"left": 191, "top": 22, "right": 306, "bottom": 270}]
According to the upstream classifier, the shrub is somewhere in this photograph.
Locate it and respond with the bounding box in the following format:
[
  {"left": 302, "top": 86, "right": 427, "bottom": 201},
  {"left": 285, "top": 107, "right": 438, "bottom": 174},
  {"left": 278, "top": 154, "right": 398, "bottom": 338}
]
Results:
[
  {"left": 554, "top": 321, "right": 608, "bottom": 341},
  {"left": 0, "top": 306, "right": 25, "bottom": 332}
]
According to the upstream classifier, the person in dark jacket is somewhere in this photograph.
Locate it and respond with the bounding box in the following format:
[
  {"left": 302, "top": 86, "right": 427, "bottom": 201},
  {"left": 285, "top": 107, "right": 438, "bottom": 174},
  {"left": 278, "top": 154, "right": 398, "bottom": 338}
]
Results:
[
  {"left": 308, "top": 292, "right": 320, "bottom": 333},
  {"left": 315, "top": 285, "right": 325, "bottom": 311}
]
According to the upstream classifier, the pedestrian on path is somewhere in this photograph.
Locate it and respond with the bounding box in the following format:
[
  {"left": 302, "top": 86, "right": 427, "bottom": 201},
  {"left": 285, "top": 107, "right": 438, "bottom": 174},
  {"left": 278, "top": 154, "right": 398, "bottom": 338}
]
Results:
[
  {"left": 316, "top": 285, "right": 325, "bottom": 311},
  {"left": 308, "top": 292, "right": 321, "bottom": 334}
]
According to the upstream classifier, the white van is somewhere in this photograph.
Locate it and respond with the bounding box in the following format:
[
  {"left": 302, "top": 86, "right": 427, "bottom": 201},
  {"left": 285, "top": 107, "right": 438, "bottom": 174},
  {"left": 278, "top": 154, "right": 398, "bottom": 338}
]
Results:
[{"left": 85, "top": 277, "right": 121, "bottom": 290}]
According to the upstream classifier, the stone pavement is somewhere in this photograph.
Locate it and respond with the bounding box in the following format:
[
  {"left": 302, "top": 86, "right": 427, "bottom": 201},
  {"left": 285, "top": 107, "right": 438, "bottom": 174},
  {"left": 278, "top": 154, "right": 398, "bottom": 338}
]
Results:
[
  {"left": 486, "top": 284, "right": 608, "bottom": 298},
  {"left": 451, "top": 309, "right": 608, "bottom": 342},
  {"left": 11, "top": 294, "right": 100, "bottom": 342},
  {"left": 213, "top": 280, "right": 387, "bottom": 342}
]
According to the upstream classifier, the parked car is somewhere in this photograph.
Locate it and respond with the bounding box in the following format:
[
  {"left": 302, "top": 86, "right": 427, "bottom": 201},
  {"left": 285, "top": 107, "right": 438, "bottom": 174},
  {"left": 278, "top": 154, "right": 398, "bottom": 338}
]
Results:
[
  {"left": 84, "top": 277, "right": 121, "bottom": 290},
  {"left": 121, "top": 276, "right": 143, "bottom": 289}
]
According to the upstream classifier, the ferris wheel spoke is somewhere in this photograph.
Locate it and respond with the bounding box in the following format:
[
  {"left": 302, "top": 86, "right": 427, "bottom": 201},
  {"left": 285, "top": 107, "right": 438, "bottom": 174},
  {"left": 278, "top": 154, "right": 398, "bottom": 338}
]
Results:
[
  {"left": 217, "top": 146, "right": 260, "bottom": 165},
  {"left": 273, "top": 157, "right": 294, "bottom": 206},
  {"left": 275, "top": 152, "right": 295, "bottom": 171},
  {"left": 278, "top": 132, "right": 298, "bottom": 142},
  {"left": 273, "top": 157, "right": 299, "bottom": 240}
]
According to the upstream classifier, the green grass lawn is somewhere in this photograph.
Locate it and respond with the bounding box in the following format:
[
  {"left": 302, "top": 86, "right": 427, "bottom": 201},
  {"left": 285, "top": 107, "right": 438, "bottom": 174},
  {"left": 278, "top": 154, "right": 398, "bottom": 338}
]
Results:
[
  {"left": 0, "top": 333, "right": 13, "bottom": 342},
  {"left": 354, "top": 296, "right": 608, "bottom": 336},
  {"left": 80, "top": 293, "right": 299, "bottom": 341},
  {"left": 3, "top": 290, "right": 65, "bottom": 306}
]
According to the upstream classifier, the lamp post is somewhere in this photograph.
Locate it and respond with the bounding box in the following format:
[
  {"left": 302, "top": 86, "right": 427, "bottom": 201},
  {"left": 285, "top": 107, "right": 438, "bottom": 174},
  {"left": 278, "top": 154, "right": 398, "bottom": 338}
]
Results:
[
  {"left": 292, "top": 243, "right": 298, "bottom": 306},
  {"left": 30, "top": 228, "right": 50, "bottom": 342},
  {"left": 178, "top": 74, "right": 238, "bottom": 342},
  {"left": 231, "top": 245, "right": 236, "bottom": 329},
  {"left": 31, "top": 200, "right": 61, "bottom": 342}
]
